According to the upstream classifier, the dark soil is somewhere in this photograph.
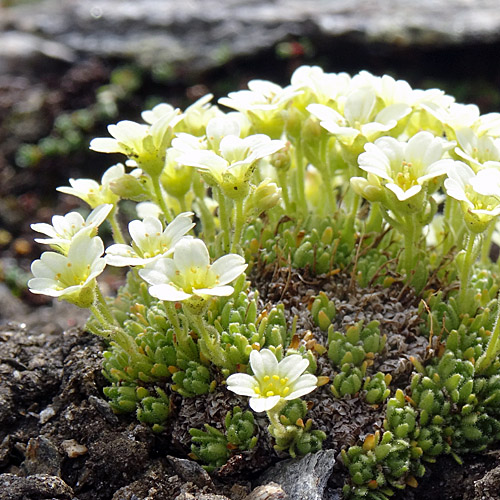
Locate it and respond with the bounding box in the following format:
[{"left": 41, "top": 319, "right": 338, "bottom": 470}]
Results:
[{"left": 1, "top": 270, "right": 500, "bottom": 500}]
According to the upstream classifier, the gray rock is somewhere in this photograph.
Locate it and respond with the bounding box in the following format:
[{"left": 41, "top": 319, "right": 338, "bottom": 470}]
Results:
[
  {"left": 167, "top": 455, "right": 214, "bottom": 489},
  {"left": 2, "top": 0, "right": 500, "bottom": 76},
  {"left": 258, "top": 449, "right": 340, "bottom": 500},
  {"left": 22, "top": 436, "right": 62, "bottom": 476},
  {"left": 0, "top": 473, "right": 74, "bottom": 500}
]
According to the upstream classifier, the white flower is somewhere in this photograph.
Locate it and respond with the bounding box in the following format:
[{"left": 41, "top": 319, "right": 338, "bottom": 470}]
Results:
[
  {"left": 219, "top": 80, "right": 301, "bottom": 138},
  {"left": 444, "top": 161, "right": 500, "bottom": 232},
  {"left": 139, "top": 238, "right": 247, "bottom": 302},
  {"left": 226, "top": 349, "right": 318, "bottom": 412},
  {"left": 219, "top": 80, "right": 300, "bottom": 116},
  {"left": 105, "top": 212, "right": 194, "bottom": 267},
  {"left": 90, "top": 111, "right": 183, "bottom": 176},
  {"left": 179, "top": 134, "right": 284, "bottom": 199},
  {"left": 180, "top": 94, "right": 223, "bottom": 137},
  {"left": 28, "top": 232, "right": 106, "bottom": 307},
  {"left": 141, "top": 103, "right": 180, "bottom": 125},
  {"left": 307, "top": 86, "right": 411, "bottom": 146},
  {"left": 290, "top": 65, "right": 351, "bottom": 106},
  {"left": 136, "top": 202, "right": 162, "bottom": 219},
  {"left": 454, "top": 127, "right": 500, "bottom": 171},
  {"left": 358, "top": 131, "right": 455, "bottom": 202},
  {"left": 57, "top": 164, "right": 124, "bottom": 208},
  {"left": 31, "top": 204, "right": 112, "bottom": 254}
]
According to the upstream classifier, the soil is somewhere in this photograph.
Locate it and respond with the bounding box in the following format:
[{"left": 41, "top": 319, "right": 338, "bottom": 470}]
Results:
[{"left": 1, "top": 269, "right": 500, "bottom": 500}]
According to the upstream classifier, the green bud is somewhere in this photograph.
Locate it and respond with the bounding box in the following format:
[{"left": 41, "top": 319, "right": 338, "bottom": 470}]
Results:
[
  {"left": 246, "top": 179, "right": 282, "bottom": 216},
  {"left": 269, "top": 141, "right": 292, "bottom": 171},
  {"left": 110, "top": 172, "right": 151, "bottom": 201}
]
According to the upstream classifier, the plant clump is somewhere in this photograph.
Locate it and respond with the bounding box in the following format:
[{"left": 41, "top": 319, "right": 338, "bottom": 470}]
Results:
[{"left": 28, "top": 65, "right": 500, "bottom": 499}]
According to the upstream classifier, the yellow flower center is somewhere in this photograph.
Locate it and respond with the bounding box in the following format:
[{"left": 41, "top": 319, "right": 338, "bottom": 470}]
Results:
[
  {"left": 254, "top": 374, "right": 290, "bottom": 398},
  {"left": 394, "top": 161, "right": 418, "bottom": 191}
]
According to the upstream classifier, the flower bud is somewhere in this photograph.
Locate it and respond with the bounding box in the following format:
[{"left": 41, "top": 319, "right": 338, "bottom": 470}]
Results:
[
  {"left": 269, "top": 141, "right": 292, "bottom": 171},
  {"left": 350, "top": 175, "right": 384, "bottom": 203},
  {"left": 161, "top": 163, "right": 193, "bottom": 199},
  {"left": 110, "top": 172, "right": 151, "bottom": 201},
  {"left": 246, "top": 179, "right": 281, "bottom": 216}
]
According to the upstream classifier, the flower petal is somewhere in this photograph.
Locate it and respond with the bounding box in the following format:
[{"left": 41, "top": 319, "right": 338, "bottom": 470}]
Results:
[
  {"left": 193, "top": 285, "right": 234, "bottom": 297},
  {"left": 285, "top": 374, "right": 318, "bottom": 400},
  {"left": 173, "top": 238, "right": 209, "bottom": 275},
  {"left": 148, "top": 283, "right": 191, "bottom": 302},
  {"left": 278, "top": 355, "right": 310, "bottom": 384},
  {"left": 210, "top": 254, "right": 247, "bottom": 285},
  {"left": 249, "top": 395, "right": 281, "bottom": 412}
]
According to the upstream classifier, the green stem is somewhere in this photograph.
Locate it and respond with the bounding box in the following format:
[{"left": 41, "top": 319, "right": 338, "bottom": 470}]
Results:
[
  {"left": 164, "top": 301, "right": 184, "bottom": 340},
  {"left": 294, "top": 141, "right": 308, "bottom": 217},
  {"left": 365, "top": 203, "right": 383, "bottom": 234},
  {"left": 112, "top": 325, "right": 154, "bottom": 367},
  {"left": 458, "top": 232, "right": 477, "bottom": 310},
  {"left": 178, "top": 195, "right": 188, "bottom": 213},
  {"left": 402, "top": 215, "right": 416, "bottom": 276},
  {"left": 194, "top": 196, "right": 216, "bottom": 244},
  {"left": 231, "top": 198, "right": 246, "bottom": 254},
  {"left": 266, "top": 398, "right": 288, "bottom": 438},
  {"left": 164, "top": 301, "right": 198, "bottom": 361},
  {"left": 151, "top": 174, "right": 173, "bottom": 223},
  {"left": 185, "top": 308, "right": 227, "bottom": 368},
  {"left": 108, "top": 205, "right": 126, "bottom": 244},
  {"left": 319, "top": 137, "right": 336, "bottom": 215},
  {"left": 94, "top": 286, "right": 118, "bottom": 327},
  {"left": 276, "top": 169, "right": 292, "bottom": 214},
  {"left": 481, "top": 223, "right": 495, "bottom": 264},
  {"left": 476, "top": 293, "right": 500, "bottom": 374},
  {"left": 215, "top": 187, "right": 232, "bottom": 255},
  {"left": 89, "top": 304, "right": 113, "bottom": 337},
  {"left": 341, "top": 185, "right": 361, "bottom": 248}
]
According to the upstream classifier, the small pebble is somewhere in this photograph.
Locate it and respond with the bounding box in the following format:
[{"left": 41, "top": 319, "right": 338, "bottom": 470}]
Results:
[
  {"left": 39, "top": 406, "right": 56, "bottom": 424},
  {"left": 61, "top": 439, "right": 88, "bottom": 458}
]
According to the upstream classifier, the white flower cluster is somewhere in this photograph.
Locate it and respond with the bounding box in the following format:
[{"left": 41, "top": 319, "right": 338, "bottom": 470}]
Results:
[{"left": 28, "top": 65, "right": 500, "bottom": 413}]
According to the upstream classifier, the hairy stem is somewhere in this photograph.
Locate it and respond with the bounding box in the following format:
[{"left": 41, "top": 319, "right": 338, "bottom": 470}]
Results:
[{"left": 151, "top": 174, "right": 173, "bottom": 223}]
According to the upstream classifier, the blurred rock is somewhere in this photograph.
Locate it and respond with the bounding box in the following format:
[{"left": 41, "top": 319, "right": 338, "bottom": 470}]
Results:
[{"left": 1, "top": 0, "right": 500, "bottom": 77}]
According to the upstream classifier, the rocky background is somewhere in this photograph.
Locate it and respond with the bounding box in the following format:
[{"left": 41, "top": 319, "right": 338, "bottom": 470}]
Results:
[{"left": 1, "top": 1, "right": 500, "bottom": 499}]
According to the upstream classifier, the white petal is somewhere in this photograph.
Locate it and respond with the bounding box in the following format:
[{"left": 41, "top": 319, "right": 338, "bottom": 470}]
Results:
[
  {"left": 249, "top": 395, "right": 281, "bottom": 412},
  {"left": 386, "top": 183, "right": 421, "bottom": 201},
  {"left": 418, "top": 159, "right": 455, "bottom": 183},
  {"left": 250, "top": 349, "right": 278, "bottom": 380},
  {"left": 173, "top": 238, "right": 209, "bottom": 275},
  {"left": 444, "top": 178, "right": 472, "bottom": 205},
  {"left": 193, "top": 285, "right": 234, "bottom": 297},
  {"left": 88, "top": 204, "right": 113, "bottom": 226},
  {"left": 179, "top": 150, "right": 228, "bottom": 172},
  {"left": 307, "top": 103, "right": 345, "bottom": 125},
  {"left": 278, "top": 355, "right": 309, "bottom": 383},
  {"left": 101, "top": 164, "right": 126, "bottom": 186},
  {"left": 31, "top": 223, "right": 58, "bottom": 238},
  {"left": 226, "top": 373, "right": 258, "bottom": 396},
  {"left": 89, "top": 137, "right": 121, "bottom": 153},
  {"left": 163, "top": 212, "right": 195, "bottom": 246},
  {"left": 210, "top": 254, "right": 247, "bottom": 285},
  {"left": 148, "top": 283, "right": 191, "bottom": 301},
  {"left": 139, "top": 258, "right": 175, "bottom": 285},
  {"left": 344, "top": 88, "right": 376, "bottom": 124},
  {"left": 285, "top": 374, "right": 318, "bottom": 400},
  {"left": 28, "top": 278, "right": 62, "bottom": 296},
  {"left": 109, "top": 121, "right": 147, "bottom": 144}
]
